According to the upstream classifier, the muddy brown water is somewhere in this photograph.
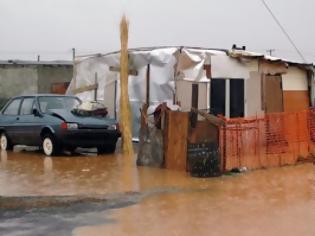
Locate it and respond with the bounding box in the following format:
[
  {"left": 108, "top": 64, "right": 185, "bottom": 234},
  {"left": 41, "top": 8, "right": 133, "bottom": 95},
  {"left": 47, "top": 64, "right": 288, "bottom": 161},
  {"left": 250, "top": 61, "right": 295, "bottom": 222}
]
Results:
[{"left": 1, "top": 147, "right": 315, "bottom": 236}]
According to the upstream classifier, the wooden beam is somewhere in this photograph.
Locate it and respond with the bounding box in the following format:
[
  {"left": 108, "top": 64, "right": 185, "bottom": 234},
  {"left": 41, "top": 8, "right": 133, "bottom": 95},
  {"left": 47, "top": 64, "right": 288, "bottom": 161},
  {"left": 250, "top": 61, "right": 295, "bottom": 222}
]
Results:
[
  {"left": 146, "top": 64, "right": 150, "bottom": 105},
  {"left": 191, "top": 108, "right": 224, "bottom": 127},
  {"left": 94, "top": 72, "right": 98, "bottom": 101},
  {"left": 109, "top": 66, "right": 138, "bottom": 76},
  {"left": 203, "top": 64, "right": 212, "bottom": 79},
  {"left": 72, "top": 83, "right": 98, "bottom": 94}
]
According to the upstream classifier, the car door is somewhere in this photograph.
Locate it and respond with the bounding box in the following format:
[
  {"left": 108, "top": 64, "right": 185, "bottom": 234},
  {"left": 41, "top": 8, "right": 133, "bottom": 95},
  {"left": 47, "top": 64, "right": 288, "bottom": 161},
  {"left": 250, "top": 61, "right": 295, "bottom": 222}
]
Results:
[
  {"left": 15, "top": 97, "right": 43, "bottom": 146},
  {"left": 1, "top": 98, "right": 22, "bottom": 144}
]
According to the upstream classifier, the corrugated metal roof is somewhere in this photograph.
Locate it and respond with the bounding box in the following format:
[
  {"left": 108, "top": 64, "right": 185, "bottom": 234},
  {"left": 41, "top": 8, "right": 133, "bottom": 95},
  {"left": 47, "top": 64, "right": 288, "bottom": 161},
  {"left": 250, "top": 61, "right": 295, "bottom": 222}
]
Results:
[
  {"left": 228, "top": 49, "right": 314, "bottom": 67},
  {"left": 0, "top": 60, "right": 73, "bottom": 66},
  {"left": 75, "top": 46, "right": 314, "bottom": 70}
]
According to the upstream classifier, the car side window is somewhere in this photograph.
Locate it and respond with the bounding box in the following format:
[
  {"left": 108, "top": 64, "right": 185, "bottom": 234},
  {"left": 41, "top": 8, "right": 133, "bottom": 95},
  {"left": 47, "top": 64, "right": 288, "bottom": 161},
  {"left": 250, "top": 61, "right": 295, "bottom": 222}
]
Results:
[
  {"left": 3, "top": 98, "right": 22, "bottom": 115},
  {"left": 20, "top": 98, "right": 35, "bottom": 115}
]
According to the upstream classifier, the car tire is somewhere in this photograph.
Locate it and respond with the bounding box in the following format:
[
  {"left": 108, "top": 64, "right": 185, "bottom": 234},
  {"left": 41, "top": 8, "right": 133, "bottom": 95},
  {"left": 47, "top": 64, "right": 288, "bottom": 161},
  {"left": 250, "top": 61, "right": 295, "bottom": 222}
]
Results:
[
  {"left": 42, "top": 133, "right": 61, "bottom": 156},
  {"left": 0, "top": 133, "right": 13, "bottom": 151},
  {"left": 98, "top": 143, "right": 116, "bottom": 154}
]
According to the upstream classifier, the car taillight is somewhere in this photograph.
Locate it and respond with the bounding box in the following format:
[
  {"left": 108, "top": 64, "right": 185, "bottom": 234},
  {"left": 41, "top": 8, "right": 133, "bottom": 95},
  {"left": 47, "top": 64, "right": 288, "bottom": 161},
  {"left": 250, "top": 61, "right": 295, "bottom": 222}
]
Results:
[
  {"left": 60, "top": 122, "right": 68, "bottom": 129},
  {"left": 116, "top": 123, "right": 120, "bottom": 131},
  {"left": 60, "top": 122, "right": 78, "bottom": 130}
]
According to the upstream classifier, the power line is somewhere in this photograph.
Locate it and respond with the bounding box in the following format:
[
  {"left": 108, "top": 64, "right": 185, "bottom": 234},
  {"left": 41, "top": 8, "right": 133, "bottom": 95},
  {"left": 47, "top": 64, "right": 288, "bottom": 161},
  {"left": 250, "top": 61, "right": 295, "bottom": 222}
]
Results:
[{"left": 259, "top": 0, "right": 307, "bottom": 63}]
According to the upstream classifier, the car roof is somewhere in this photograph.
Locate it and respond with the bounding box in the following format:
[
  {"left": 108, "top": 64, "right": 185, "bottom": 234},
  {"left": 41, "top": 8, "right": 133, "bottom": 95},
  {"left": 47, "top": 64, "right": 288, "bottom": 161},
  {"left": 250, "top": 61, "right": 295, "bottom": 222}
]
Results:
[{"left": 10, "top": 94, "right": 78, "bottom": 99}]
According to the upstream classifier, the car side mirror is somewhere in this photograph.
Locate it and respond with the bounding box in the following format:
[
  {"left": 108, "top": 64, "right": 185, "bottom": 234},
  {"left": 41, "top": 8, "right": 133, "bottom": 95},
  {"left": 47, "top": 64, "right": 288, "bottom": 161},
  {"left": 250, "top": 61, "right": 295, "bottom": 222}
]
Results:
[{"left": 33, "top": 108, "right": 40, "bottom": 117}]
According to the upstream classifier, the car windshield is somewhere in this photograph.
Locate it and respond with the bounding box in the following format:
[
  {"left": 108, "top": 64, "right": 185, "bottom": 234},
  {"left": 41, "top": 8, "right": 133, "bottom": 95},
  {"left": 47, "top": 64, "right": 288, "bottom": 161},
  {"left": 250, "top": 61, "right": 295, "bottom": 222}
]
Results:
[{"left": 38, "top": 96, "right": 81, "bottom": 113}]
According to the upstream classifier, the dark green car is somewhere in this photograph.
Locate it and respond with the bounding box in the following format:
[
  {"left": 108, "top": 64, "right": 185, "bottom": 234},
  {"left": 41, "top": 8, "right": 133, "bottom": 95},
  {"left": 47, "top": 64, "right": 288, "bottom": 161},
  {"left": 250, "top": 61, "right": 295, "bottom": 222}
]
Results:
[{"left": 0, "top": 94, "right": 120, "bottom": 156}]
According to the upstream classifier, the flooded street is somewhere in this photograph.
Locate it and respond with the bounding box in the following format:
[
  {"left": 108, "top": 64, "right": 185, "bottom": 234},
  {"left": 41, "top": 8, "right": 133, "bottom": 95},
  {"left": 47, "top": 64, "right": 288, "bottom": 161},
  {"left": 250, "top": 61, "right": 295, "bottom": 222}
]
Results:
[{"left": 1, "top": 148, "right": 315, "bottom": 236}]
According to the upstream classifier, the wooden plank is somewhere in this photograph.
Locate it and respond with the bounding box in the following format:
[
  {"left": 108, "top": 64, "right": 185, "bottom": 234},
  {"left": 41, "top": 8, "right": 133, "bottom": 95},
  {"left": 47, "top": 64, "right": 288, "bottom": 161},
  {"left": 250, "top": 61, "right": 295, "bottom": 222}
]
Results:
[
  {"left": 109, "top": 66, "right": 138, "bottom": 76},
  {"left": 164, "top": 111, "right": 189, "bottom": 171},
  {"left": 203, "top": 64, "right": 212, "bottom": 79},
  {"left": 146, "top": 64, "right": 150, "bottom": 104},
  {"left": 265, "top": 75, "right": 283, "bottom": 113},
  {"left": 191, "top": 84, "right": 199, "bottom": 127},
  {"left": 283, "top": 91, "right": 310, "bottom": 112},
  {"left": 191, "top": 108, "right": 224, "bottom": 126},
  {"left": 72, "top": 83, "right": 98, "bottom": 94},
  {"left": 188, "top": 120, "right": 219, "bottom": 144}
]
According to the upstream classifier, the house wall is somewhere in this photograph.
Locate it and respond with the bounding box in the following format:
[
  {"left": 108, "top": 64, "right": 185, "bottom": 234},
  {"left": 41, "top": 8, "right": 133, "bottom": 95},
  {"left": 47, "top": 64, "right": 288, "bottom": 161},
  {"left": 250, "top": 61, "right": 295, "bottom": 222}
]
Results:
[
  {"left": 259, "top": 61, "right": 288, "bottom": 75},
  {"left": 246, "top": 72, "right": 264, "bottom": 116},
  {"left": 211, "top": 54, "right": 258, "bottom": 79},
  {"left": 211, "top": 54, "right": 260, "bottom": 117},
  {"left": 37, "top": 65, "right": 73, "bottom": 93},
  {"left": 259, "top": 61, "right": 310, "bottom": 113},
  {"left": 282, "top": 67, "right": 309, "bottom": 112},
  {"left": 175, "top": 80, "right": 208, "bottom": 112},
  {"left": 0, "top": 65, "right": 38, "bottom": 108},
  {"left": 282, "top": 67, "right": 308, "bottom": 91},
  {"left": 0, "top": 64, "right": 73, "bottom": 110}
]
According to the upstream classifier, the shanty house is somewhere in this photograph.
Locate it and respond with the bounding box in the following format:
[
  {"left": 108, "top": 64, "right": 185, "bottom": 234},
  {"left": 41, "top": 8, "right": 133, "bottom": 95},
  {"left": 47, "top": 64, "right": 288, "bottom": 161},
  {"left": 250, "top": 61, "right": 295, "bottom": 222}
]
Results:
[{"left": 68, "top": 46, "right": 314, "bottom": 138}]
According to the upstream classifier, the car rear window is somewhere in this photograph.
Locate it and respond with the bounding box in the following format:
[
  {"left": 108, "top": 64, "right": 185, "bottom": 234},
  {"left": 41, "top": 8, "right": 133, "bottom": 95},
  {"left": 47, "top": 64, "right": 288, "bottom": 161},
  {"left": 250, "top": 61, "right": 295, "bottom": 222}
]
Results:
[
  {"left": 38, "top": 96, "right": 81, "bottom": 113},
  {"left": 3, "top": 98, "right": 22, "bottom": 115}
]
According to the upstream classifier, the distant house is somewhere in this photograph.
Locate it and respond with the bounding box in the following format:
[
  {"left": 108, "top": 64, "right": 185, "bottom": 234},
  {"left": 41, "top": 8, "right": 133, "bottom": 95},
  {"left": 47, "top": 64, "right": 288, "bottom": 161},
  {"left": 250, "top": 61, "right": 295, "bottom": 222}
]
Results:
[
  {"left": 0, "top": 60, "right": 73, "bottom": 108},
  {"left": 68, "top": 46, "right": 314, "bottom": 137}
]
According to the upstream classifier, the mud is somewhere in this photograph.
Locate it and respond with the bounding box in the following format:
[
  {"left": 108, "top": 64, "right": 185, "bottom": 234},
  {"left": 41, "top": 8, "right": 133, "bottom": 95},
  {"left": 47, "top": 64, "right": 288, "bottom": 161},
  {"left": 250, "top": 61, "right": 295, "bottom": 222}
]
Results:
[{"left": 1, "top": 147, "right": 315, "bottom": 236}]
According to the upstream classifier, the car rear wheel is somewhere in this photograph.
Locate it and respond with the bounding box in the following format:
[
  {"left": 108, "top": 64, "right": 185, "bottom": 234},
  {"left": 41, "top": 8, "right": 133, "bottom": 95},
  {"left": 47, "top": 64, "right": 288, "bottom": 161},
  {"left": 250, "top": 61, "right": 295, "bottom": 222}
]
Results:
[
  {"left": 97, "top": 143, "right": 116, "bottom": 154},
  {"left": 0, "top": 133, "right": 13, "bottom": 151},
  {"left": 42, "top": 134, "right": 61, "bottom": 156}
]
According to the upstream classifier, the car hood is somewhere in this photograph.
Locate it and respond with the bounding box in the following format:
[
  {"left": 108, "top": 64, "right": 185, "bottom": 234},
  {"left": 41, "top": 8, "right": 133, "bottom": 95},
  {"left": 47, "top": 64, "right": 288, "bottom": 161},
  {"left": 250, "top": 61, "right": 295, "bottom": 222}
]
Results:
[{"left": 48, "top": 109, "right": 117, "bottom": 128}]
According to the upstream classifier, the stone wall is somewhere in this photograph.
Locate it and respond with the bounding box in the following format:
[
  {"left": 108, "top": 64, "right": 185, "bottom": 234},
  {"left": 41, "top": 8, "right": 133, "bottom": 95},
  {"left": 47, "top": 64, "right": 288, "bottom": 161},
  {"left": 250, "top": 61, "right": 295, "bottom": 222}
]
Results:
[
  {"left": 0, "top": 64, "right": 73, "bottom": 106},
  {"left": 37, "top": 65, "right": 73, "bottom": 93}
]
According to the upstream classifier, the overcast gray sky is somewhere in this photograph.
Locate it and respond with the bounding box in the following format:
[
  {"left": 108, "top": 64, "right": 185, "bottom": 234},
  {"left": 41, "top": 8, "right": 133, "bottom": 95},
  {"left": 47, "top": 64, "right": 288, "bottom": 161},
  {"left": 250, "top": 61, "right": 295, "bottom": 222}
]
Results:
[{"left": 0, "top": 0, "right": 314, "bottom": 63}]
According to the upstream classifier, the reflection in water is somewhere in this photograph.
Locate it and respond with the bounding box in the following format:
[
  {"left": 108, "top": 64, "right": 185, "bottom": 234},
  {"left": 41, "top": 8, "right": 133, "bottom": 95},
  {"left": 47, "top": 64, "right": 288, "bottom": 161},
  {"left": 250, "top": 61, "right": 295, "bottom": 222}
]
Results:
[
  {"left": 43, "top": 157, "right": 53, "bottom": 173},
  {"left": 0, "top": 150, "right": 314, "bottom": 236},
  {"left": 0, "top": 150, "right": 7, "bottom": 165}
]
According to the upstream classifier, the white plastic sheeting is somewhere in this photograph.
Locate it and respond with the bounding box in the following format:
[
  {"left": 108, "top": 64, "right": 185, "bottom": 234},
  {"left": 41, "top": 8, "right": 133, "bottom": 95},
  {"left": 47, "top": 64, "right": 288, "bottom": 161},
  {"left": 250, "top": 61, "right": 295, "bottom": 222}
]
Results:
[
  {"left": 68, "top": 47, "right": 180, "bottom": 138},
  {"left": 66, "top": 47, "right": 255, "bottom": 138}
]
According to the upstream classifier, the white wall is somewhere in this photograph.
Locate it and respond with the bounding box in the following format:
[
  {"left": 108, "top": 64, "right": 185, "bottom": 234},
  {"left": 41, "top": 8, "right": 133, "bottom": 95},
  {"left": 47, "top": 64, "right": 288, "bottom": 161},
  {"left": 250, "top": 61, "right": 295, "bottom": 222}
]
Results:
[
  {"left": 211, "top": 54, "right": 261, "bottom": 118},
  {"left": 176, "top": 80, "right": 208, "bottom": 112},
  {"left": 282, "top": 67, "right": 308, "bottom": 91},
  {"left": 211, "top": 54, "right": 258, "bottom": 79}
]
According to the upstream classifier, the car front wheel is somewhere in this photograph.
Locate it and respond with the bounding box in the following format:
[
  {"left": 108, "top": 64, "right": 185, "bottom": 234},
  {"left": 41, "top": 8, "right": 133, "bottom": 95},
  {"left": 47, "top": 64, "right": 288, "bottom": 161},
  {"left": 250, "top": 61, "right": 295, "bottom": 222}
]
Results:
[
  {"left": 0, "top": 133, "right": 13, "bottom": 151},
  {"left": 42, "top": 134, "right": 61, "bottom": 156}
]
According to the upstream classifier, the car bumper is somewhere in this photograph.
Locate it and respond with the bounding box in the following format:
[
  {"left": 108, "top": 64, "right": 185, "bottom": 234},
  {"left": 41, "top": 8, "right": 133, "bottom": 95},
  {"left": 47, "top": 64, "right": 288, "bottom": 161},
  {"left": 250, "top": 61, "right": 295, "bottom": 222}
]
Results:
[{"left": 57, "top": 129, "right": 121, "bottom": 148}]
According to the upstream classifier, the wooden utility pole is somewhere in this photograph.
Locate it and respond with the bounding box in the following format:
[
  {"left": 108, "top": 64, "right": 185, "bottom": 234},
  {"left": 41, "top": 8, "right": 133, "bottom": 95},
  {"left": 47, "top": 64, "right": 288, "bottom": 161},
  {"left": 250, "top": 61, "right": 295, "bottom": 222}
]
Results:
[
  {"left": 266, "top": 49, "right": 275, "bottom": 56},
  {"left": 139, "top": 64, "right": 150, "bottom": 144},
  {"left": 72, "top": 48, "right": 76, "bottom": 61},
  {"left": 120, "top": 15, "right": 134, "bottom": 156}
]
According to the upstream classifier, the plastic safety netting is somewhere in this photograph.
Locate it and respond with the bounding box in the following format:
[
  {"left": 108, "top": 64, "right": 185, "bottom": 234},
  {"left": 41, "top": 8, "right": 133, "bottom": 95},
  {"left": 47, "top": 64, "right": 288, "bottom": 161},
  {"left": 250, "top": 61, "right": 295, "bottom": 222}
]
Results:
[{"left": 220, "top": 109, "right": 315, "bottom": 171}]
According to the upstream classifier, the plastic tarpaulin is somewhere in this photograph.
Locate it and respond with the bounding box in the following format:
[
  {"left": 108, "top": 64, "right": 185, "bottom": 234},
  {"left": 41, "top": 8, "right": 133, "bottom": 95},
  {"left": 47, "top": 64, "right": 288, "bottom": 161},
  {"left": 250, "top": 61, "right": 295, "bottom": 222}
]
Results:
[{"left": 67, "top": 47, "right": 244, "bottom": 138}]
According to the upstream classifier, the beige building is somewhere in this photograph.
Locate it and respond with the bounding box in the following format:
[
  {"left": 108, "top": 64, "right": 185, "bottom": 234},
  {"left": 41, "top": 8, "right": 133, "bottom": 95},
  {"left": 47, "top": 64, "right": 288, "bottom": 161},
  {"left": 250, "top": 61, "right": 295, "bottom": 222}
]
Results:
[{"left": 0, "top": 60, "right": 73, "bottom": 108}]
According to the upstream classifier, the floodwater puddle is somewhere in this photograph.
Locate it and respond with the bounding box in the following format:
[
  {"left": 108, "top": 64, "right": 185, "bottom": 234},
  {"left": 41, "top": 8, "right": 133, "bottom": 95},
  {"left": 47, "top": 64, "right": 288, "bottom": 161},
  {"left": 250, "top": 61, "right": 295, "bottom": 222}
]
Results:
[{"left": 0, "top": 148, "right": 315, "bottom": 236}]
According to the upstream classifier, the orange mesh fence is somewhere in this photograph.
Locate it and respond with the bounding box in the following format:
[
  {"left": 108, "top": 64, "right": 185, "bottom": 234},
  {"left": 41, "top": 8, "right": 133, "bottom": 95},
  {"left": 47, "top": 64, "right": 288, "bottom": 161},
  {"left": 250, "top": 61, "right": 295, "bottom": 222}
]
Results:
[{"left": 219, "top": 110, "right": 314, "bottom": 171}]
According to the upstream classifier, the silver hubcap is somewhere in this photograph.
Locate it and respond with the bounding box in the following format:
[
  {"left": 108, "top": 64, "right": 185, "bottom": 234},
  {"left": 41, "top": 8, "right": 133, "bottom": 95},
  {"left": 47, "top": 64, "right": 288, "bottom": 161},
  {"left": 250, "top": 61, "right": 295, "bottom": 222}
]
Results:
[
  {"left": 43, "top": 138, "right": 53, "bottom": 156},
  {"left": 0, "top": 134, "right": 7, "bottom": 150}
]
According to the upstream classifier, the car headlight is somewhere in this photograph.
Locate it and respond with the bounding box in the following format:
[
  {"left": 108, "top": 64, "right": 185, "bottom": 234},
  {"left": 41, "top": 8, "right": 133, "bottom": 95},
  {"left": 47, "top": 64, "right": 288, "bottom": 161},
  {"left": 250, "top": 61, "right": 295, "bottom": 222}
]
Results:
[
  {"left": 108, "top": 124, "right": 117, "bottom": 130},
  {"left": 67, "top": 123, "right": 78, "bottom": 129}
]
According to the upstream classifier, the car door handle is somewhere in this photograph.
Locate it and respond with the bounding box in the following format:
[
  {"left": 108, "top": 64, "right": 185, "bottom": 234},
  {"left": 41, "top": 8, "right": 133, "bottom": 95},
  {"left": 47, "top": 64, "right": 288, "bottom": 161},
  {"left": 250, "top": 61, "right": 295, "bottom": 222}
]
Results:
[{"left": 16, "top": 117, "right": 20, "bottom": 120}]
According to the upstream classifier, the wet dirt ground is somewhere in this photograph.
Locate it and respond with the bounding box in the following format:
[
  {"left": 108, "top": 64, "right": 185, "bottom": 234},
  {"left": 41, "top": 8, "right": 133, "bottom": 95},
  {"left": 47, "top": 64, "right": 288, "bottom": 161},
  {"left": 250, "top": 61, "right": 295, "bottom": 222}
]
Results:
[{"left": 1, "top": 146, "right": 315, "bottom": 236}]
